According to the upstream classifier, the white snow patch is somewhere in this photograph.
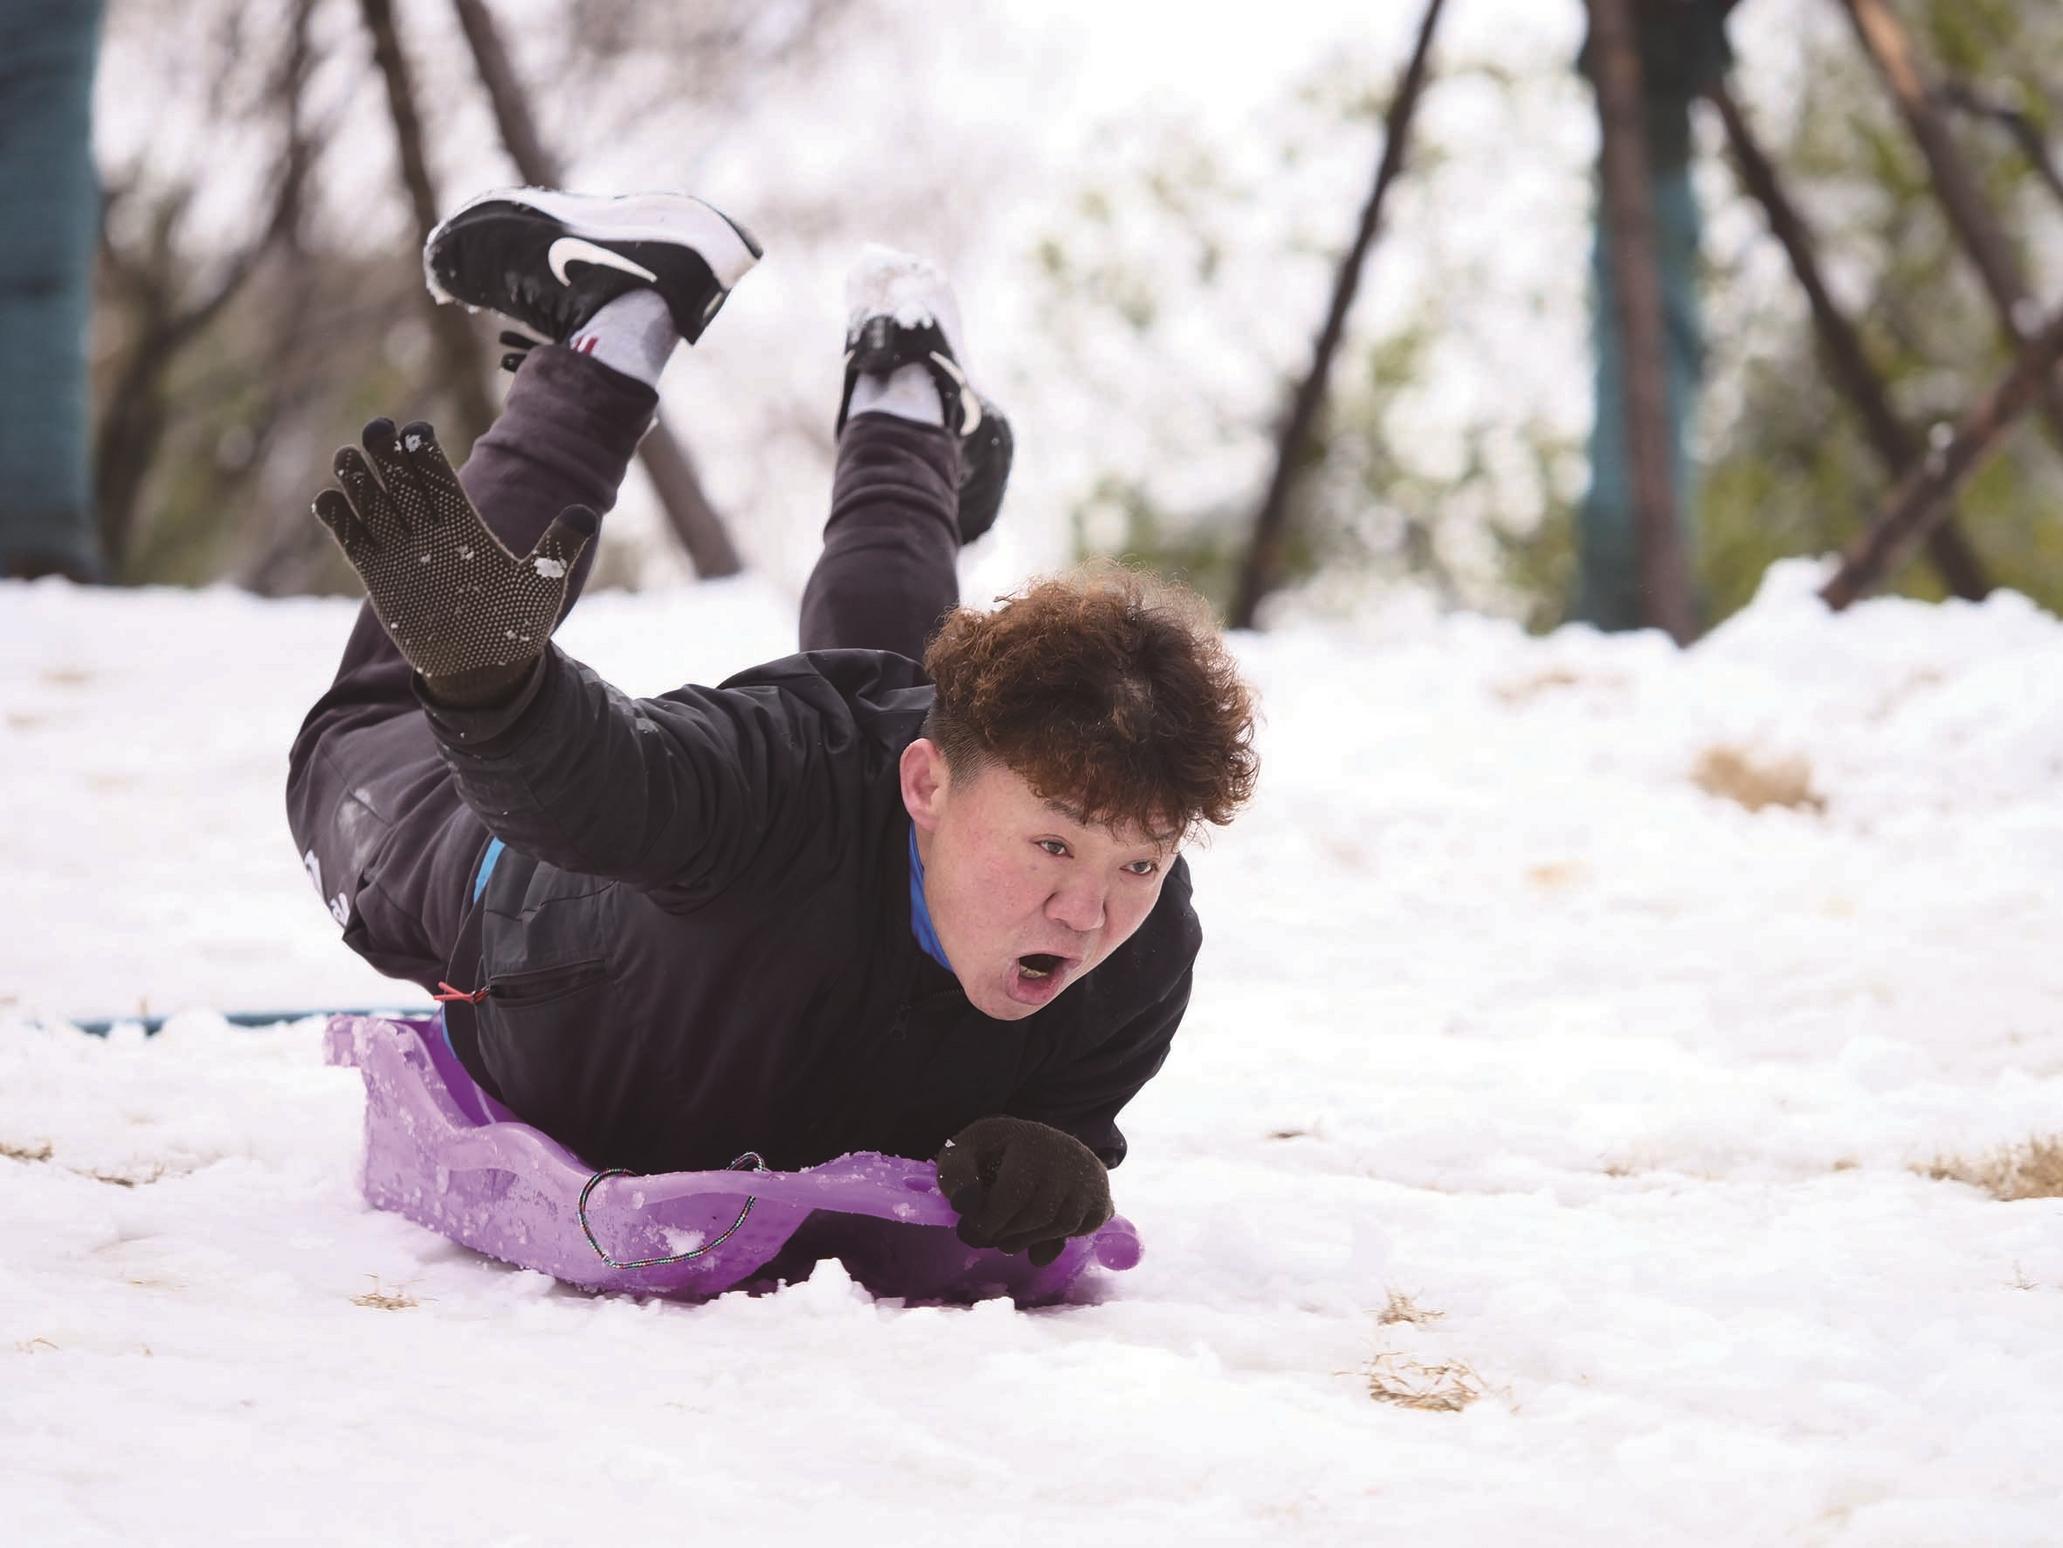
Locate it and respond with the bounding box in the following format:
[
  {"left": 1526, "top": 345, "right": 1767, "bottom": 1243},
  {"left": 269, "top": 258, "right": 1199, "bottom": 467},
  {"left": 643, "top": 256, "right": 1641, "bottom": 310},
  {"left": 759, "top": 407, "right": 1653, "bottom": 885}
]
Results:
[{"left": 4, "top": 574, "right": 2063, "bottom": 1543}]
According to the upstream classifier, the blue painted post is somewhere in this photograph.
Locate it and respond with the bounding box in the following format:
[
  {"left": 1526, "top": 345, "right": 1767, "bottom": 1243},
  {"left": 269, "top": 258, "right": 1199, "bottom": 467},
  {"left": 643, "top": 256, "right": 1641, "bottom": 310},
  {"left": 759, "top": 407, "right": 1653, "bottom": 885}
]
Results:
[
  {"left": 1575, "top": 0, "right": 1734, "bottom": 633},
  {"left": 0, "top": 0, "right": 106, "bottom": 581}
]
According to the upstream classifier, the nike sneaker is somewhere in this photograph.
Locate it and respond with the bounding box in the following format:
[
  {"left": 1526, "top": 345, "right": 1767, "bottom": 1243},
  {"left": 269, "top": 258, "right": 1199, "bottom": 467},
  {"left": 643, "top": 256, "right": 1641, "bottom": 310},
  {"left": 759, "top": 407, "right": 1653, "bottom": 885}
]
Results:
[
  {"left": 423, "top": 187, "right": 762, "bottom": 345},
  {"left": 838, "top": 245, "right": 1014, "bottom": 545}
]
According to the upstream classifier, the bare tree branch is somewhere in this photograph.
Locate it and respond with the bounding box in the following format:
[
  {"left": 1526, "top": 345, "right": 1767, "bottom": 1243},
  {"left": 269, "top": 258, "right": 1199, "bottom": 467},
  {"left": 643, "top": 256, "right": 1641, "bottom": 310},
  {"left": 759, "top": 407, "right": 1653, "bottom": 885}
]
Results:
[
  {"left": 447, "top": 0, "right": 743, "bottom": 577},
  {"left": 1935, "top": 79, "right": 2063, "bottom": 209},
  {"left": 448, "top": 0, "right": 562, "bottom": 183},
  {"left": 1822, "top": 308, "right": 2063, "bottom": 608},
  {"left": 1711, "top": 78, "right": 1990, "bottom": 600},
  {"left": 358, "top": 0, "right": 497, "bottom": 450},
  {"left": 95, "top": 0, "right": 327, "bottom": 571},
  {"left": 1839, "top": 0, "right": 2063, "bottom": 448},
  {"left": 1229, "top": 0, "right": 1446, "bottom": 630}
]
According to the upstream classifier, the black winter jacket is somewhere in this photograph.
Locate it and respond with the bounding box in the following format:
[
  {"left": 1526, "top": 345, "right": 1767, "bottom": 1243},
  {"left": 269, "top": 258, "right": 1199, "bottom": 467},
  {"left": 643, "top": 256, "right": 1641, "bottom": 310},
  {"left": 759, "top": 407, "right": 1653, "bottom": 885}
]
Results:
[{"left": 424, "top": 643, "right": 1200, "bottom": 1174}]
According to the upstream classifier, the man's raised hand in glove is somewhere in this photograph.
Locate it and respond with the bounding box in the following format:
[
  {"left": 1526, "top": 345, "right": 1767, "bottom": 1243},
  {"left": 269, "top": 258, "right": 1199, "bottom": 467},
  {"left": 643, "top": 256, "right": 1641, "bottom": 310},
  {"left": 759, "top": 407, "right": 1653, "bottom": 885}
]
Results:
[
  {"left": 311, "top": 417, "right": 597, "bottom": 706},
  {"left": 935, "top": 1115, "right": 1114, "bottom": 1267}
]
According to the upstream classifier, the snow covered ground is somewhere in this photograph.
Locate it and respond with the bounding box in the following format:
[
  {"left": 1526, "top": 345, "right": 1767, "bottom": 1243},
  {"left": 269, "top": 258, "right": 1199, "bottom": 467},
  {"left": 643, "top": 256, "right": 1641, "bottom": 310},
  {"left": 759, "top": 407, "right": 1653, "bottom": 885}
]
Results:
[{"left": 4, "top": 567, "right": 2062, "bottom": 1545}]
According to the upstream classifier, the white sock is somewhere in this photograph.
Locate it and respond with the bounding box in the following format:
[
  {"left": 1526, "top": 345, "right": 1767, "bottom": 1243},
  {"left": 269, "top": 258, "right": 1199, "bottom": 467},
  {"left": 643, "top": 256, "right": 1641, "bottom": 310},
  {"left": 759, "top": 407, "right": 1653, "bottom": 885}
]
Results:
[
  {"left": 568, "top": 289, "right": 678, "bottom": 387},
  {"left": 848, "top": 361, "right": 944, "bottom": 426}
]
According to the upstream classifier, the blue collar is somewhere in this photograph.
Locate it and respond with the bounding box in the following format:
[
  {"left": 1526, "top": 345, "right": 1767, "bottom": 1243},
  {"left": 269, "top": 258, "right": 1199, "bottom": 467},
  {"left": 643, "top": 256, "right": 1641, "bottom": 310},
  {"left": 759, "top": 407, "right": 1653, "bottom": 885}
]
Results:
[{"left": 907, "top": 827, "right": 953, "bottom": 973}]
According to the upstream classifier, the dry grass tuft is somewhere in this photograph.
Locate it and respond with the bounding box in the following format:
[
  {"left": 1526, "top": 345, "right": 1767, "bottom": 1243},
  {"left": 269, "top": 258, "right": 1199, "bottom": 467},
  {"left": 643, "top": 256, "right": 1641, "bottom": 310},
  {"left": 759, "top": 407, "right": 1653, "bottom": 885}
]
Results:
[
  {"left": 1377, "top": 1290, "right": 1445, "bottom": 1327},
  {"left": 0, "top": 1140, "right": 183, "bottom": 1188},
  {"left": 1922, "top": 1136, "right": 2063, "bottom": 1201},
  {"left": 83, "top": 1165, "right": 170, "bottom": 1188},
  {"left": 1366, "top": 1351, "right": 1484, "bottom": 1412},
  {"left": 1492, "top": 666, "right": 1584, "bottom": 704},
  {"left": 1692, "top": 746, "right": 1825, "bottom": 814},
  {"left": 1526, "top": 860, "right": 1590, "bottom": 891},
  {"left": 352, "top": 1278, "right": 420, "bottom": 1311}
]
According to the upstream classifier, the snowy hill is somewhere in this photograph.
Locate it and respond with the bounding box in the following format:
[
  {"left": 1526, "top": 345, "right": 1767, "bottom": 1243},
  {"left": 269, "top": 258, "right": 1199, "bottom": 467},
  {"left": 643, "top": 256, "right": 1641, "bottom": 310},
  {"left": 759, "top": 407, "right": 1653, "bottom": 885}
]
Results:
[{"left": 4, "top": 568, "right": 2061, "bottom": 1545}]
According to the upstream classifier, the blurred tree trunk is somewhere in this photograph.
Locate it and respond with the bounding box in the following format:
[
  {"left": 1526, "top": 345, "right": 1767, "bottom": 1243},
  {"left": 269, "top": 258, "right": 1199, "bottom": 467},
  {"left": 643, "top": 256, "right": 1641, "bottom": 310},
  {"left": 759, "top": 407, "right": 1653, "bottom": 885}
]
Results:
[
  {"left": 447, "top": 0, "right": 558, "bottom": 181},
  {"left": 447, "top": 0, "right": 743, "bottom": 577},
  {"left": 1229, "top": 0, "right": 1445, "bottom": 630},
  {"left": 358, "top": 0, "right": 496, "bottom": 452},
  {"left": 1585, "top": 0, "right": 1696, "bottom": 644},
  {"left": 1711, "top": 79, "right": 1989, "bottom": 601}
]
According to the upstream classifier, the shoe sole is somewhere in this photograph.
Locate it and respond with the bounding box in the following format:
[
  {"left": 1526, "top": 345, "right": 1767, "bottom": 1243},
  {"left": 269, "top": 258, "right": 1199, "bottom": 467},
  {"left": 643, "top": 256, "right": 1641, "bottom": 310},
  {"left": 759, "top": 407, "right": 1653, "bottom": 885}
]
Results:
[{"left": 423, "top": 187, "right": 763, "bottom": 311}]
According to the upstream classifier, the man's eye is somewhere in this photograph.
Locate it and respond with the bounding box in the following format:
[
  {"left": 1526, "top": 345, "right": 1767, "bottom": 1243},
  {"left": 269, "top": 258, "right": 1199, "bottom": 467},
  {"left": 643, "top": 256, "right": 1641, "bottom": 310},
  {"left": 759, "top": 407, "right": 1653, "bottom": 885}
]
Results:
[
  {"left": 1124, "top": 859, "right": 1160, "bottom": 877},
  {"left": 1038, "top": 839, "right": 1069, "bottom": 857}
]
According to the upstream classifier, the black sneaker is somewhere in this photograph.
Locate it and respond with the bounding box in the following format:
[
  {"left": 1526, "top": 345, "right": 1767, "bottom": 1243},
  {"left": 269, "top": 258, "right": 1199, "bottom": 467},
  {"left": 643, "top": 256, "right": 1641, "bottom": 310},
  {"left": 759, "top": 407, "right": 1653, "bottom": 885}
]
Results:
[
  {"left": 424, "top": 187, "right": 762, "bottom": 346},
  {"left": 837, "top": 248, "right": 1013, "bottom": 546}
]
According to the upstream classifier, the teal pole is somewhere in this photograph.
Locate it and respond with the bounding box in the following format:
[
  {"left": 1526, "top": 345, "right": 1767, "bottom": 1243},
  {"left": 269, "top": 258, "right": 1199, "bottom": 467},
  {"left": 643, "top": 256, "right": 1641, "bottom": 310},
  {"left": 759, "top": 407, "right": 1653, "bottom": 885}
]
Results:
[
  {"left": 0, "top": 0, "right": 106, "bottom": 581},
  {"left": 1574, "top": 0, "right": 1734, "bottom": 632}
]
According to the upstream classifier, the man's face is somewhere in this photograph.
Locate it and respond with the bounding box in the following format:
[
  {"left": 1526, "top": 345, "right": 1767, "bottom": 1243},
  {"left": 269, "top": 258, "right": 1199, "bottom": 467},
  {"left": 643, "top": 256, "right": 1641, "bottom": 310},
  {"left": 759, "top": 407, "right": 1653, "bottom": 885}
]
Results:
[{"left": 900, "top": 740, "right": 1174, "bottom": 1021}]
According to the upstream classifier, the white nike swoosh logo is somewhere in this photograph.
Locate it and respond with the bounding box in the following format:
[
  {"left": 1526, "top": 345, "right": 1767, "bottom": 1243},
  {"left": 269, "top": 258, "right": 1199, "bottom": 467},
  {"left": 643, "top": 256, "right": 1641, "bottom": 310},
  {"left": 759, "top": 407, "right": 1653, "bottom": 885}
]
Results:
[
  {"left": 547, "top": 237, "right": 658, "bottom": 287},
  {"left": 929, "top": 351, "right": 982, "bottom": 434}
]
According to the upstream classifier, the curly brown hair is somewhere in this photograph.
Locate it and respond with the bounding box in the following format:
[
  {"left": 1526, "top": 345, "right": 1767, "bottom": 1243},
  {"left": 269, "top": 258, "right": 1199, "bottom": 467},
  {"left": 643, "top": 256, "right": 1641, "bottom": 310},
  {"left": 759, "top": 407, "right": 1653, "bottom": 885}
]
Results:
[{"left": 921, "top": 564, "right": 1259, "bottom": 843}]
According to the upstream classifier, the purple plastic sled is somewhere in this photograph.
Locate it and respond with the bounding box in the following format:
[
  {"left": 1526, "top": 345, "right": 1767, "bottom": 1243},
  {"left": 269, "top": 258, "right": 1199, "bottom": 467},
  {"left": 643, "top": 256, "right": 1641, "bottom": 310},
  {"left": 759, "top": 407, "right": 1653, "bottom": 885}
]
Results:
[{"left": 324, "top": 1014, "right": 1141, "bottom": 1305}]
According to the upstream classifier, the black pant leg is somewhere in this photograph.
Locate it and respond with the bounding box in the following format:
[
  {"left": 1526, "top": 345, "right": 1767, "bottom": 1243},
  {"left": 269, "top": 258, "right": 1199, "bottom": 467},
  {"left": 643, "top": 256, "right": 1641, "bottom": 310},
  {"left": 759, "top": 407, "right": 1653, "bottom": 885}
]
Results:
[
  {"left": 454, "top": 343, "right": 659, "bottom": 617},
  {"left": 284, "top": 347, "right": 657, "bottom": 989},
  {"left": 799, "top": 412, "right": 961, "bottom": 661}
]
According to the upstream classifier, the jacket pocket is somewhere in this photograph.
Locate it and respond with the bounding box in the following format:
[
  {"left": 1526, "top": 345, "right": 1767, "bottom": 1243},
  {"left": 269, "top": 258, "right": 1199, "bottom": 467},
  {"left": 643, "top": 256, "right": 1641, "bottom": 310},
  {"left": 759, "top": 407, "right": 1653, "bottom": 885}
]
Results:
[{"left": 487, "top": 958, "right": 607, "bottom": 1008}]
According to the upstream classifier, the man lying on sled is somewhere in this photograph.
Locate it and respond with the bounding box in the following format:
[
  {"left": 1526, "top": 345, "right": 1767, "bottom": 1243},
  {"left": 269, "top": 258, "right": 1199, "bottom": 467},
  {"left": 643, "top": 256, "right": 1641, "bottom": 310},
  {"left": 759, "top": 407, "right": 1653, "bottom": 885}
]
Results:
[{"left": 287, "top": 188, "right": 1258, "bottom": 1268}]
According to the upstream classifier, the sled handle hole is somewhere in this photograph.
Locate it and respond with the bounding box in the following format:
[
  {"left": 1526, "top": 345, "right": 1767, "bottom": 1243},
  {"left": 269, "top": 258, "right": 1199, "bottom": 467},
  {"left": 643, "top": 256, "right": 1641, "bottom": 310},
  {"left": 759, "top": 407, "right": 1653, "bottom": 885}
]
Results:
[{"left": 577, "top": 1151, "right": 769, "bottom": 1269}]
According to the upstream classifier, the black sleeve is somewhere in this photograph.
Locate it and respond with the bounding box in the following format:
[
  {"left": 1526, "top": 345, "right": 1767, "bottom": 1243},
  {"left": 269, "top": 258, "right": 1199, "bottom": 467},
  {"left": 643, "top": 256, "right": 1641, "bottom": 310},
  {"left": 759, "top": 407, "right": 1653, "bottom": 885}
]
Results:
[
  {"left": 419, "top": 645, "right": 852, "bottom": 906},
  {"left": 1007, "top": 964, "right": 1193, "bottom": 1169}
]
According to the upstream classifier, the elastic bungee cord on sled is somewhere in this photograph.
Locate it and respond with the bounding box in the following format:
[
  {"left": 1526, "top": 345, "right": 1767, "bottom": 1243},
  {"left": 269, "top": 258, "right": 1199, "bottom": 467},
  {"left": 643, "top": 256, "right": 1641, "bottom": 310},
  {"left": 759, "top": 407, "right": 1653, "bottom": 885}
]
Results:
[{"left": 577, "top": 1153, "right": 769, "bottom": 1268}]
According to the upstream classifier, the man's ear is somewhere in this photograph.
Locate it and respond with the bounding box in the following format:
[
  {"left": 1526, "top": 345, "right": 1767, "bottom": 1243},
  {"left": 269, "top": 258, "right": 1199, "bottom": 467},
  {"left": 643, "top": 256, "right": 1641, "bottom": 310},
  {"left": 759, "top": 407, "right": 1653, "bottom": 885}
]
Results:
[{"left": 900, "top": 738, "right": 949, "bottom": 831}]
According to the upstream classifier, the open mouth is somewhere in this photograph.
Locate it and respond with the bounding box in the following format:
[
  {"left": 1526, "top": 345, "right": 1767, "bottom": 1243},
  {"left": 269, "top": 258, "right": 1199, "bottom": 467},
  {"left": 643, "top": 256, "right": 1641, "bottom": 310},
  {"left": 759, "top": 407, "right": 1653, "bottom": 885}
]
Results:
[{"left": 1006, "top": 951, "right": 1075, "bottom": 1007}]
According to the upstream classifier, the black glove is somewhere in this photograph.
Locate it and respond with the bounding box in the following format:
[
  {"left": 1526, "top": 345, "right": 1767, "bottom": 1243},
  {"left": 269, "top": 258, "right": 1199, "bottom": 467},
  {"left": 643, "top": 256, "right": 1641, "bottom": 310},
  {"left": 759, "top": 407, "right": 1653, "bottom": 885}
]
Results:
[
  {"left": 935, "top": 1115, "right": 1113, "bottom": 1268},
  {"left": 311, "top": 417, "right": 596, "bottom": 694}
]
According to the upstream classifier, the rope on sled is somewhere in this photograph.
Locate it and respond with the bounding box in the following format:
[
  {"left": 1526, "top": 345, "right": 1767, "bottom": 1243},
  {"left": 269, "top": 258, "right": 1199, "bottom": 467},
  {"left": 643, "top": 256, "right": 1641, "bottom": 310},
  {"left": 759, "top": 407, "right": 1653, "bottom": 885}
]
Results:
[{"left": 576, "top": 1151, "right": 770, "bottom": 1268}]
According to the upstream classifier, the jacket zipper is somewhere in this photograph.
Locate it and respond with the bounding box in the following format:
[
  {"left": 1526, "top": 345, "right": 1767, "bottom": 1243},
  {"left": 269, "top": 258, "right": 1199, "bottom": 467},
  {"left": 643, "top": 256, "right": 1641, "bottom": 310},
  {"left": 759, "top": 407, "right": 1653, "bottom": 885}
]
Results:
[{"left": 484, "top": 957, "right": 607, "bottom": 1007}]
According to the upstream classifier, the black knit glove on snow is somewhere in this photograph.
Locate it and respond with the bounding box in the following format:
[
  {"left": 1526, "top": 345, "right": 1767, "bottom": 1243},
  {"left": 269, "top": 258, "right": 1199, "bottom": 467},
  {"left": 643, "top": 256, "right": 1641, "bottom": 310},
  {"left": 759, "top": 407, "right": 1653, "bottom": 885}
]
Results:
[
  {"left": 311, "top": 417, "right": 596, "bottom": 698},
  {"left": 936, "top": 1116, "right": 1113, "bottom": 1267}
]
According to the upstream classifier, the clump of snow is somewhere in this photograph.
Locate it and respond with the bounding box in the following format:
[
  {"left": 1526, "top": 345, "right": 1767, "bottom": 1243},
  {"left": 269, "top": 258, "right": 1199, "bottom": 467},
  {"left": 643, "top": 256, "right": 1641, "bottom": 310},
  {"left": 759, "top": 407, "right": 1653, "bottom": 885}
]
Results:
[
  {"left": 844, "top": 243, "right": 969, "bottom": 364},
  {"left": 3, "top": 572, "right": 2062, "bottom": 1542}
]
